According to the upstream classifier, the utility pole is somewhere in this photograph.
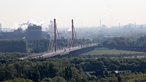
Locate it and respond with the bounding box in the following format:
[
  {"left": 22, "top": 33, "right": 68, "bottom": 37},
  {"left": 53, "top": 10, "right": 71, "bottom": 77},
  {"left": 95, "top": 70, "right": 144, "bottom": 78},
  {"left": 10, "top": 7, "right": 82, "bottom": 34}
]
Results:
[{"left": 54, "top": 19, "right": 57, "bottom": 52}]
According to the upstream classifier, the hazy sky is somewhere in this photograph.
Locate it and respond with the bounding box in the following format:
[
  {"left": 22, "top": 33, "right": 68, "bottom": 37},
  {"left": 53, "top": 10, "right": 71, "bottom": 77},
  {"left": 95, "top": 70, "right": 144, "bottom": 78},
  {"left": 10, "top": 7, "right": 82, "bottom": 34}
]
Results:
[{"left": 0, "top": 0, "right": 146, "bottom": 28}]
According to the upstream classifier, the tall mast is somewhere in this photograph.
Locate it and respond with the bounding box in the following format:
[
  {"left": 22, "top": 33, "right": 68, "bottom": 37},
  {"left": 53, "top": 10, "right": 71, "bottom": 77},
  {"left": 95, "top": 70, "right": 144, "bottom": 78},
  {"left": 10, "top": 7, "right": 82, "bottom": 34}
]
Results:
[
  {"left": 54, "top": 19, "right": 57, "bottom": 52},
  {"left": 71, "top": 19, "right": 74, "bottom": 47}
]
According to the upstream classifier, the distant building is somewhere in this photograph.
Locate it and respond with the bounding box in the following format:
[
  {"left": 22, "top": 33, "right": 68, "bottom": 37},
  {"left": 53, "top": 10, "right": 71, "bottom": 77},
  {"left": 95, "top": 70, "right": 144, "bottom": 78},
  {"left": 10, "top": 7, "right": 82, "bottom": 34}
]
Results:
[
  {"left": 0, "top": 28, "right": 24, "bottom": 39},
  {"left": 25, "top": 24, "right": 42, "bottom": 40},
  {"left": 0, "top": 24, "right": 50, "bottom": 40}
]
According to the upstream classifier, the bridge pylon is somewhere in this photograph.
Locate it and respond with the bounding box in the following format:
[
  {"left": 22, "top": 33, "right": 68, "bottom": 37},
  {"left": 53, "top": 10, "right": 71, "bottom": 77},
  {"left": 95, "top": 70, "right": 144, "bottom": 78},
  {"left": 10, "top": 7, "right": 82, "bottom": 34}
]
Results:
[
  {"left": 70, "top": 19, "right": 77, "bottom": 48},
  {"left": 53, "top": 19, "right": 57, "bottom": 52},
  {"left": 48, "top": 19, "right": 58, "bottom": 52}
]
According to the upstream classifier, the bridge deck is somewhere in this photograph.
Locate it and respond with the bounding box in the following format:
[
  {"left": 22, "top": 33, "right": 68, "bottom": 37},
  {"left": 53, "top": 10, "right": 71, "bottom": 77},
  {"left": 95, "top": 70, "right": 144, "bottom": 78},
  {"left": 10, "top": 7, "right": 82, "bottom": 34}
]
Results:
[{"left": 19, "top": 43, "right": 97, "bottom": 60}]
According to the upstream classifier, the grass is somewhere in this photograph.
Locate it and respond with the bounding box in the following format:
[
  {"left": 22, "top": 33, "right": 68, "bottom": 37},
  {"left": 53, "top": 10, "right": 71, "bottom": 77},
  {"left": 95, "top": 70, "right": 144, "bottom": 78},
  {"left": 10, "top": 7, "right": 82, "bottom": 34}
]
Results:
[{"left": 80, "top": 48, "right": 146, "bottom": 56}]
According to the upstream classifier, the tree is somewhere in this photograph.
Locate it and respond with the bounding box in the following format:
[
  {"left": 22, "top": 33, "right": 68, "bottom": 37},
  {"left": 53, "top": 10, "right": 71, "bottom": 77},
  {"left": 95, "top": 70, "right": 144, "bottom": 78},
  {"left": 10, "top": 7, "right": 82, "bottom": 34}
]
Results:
[
  {"left": 41, "top": 77, "right": 53, "bottom": 82},
  {"left": 53, "top": 76, "right": 66, "bottom": 82},
  {"left": 0, "top": 39, "right": 27, "bottom": 52},
  {"left": 64, "top": 66, "right": 73, "bottom": 80},
  {"left": 3, "top": 78, "right": 33, "bottom": 82}
]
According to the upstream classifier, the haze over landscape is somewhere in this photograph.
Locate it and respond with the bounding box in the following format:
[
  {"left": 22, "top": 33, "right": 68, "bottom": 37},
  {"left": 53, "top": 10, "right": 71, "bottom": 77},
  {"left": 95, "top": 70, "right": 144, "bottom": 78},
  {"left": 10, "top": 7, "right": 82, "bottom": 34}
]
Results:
[
  {"left": 1, "top": 0, "right": 146, "bottom": 82},
  {"left": 0, "top": 0, "right": 146, "bottom": 28}
]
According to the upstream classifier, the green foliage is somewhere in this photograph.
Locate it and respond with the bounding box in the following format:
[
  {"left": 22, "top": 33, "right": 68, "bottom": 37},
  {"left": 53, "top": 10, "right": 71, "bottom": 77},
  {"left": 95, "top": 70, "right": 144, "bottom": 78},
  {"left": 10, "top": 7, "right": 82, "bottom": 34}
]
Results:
[
  {"left": 41, "top": 77, "right": 53, "bottom": 82},
  {"left": 0, "top": 39, "right": 27, "bottom": 52},
  {"left": 98, "top": 77, "right": 118, "bottom": 82},
  {"left": 0, "top": 38, "right": 91, "bottom": 53},
  {"left": 0, "top": 52, "right": 29, "bottom": 60},
  {"left": 100, "top": 36, "right": 146, "bottom": 52},
  {"left": 28, "top": 38, "right": 91, "bottom": 53},
  {"left": 28, "top": 39, "right": 50, "bottom": 53},
  {"left": 3, "top": 78, "right": 33, "bottom": 82},
  {"left": 80, "top": 48, "right": 145, "bottom": 56},
  {"left": 0, "top": 58, "right": 146, "bottom": 81},
  {"left": 123, "top": 74, "right": 146, "bottom": 82},
  {"left": 53, "top": 76, "right": 66, "bottom": 82}
]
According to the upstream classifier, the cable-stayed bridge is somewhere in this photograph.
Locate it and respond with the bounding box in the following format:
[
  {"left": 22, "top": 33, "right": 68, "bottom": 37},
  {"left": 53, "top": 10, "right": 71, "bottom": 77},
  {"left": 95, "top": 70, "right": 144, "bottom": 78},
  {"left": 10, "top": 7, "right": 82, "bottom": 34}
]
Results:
[{"left": 19, "top": 19, "right": 97, "bottom": 60}]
